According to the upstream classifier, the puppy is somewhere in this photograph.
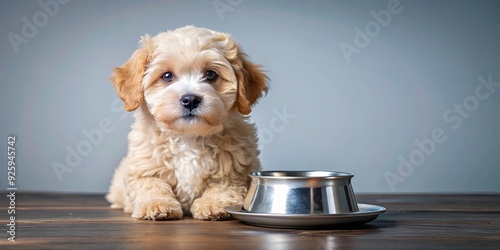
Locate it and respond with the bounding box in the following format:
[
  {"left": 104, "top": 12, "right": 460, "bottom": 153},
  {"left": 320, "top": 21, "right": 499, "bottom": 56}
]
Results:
[{"left": 105, "top": 26, "right": 268, "bottom": 220}]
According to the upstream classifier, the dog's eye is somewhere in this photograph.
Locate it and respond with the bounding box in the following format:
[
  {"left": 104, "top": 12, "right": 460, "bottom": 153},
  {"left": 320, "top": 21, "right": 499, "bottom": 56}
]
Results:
[
  {"left": 204, "top": 70, "right": 218, "bottom": 82},
  {"left": 161, "top": 72, "right": 175, "bottom": 83}
]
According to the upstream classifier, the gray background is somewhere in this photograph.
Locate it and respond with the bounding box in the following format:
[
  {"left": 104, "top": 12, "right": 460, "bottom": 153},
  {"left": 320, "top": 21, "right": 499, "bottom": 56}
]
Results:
[{"left": 1, "top": 0, "right": 499, "bottom": 194}]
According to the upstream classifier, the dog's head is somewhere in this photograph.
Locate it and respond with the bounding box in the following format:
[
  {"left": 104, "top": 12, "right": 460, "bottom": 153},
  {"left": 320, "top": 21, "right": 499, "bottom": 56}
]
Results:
[{"left": 111, "top": 26, "right": 268, "bottom": 136}]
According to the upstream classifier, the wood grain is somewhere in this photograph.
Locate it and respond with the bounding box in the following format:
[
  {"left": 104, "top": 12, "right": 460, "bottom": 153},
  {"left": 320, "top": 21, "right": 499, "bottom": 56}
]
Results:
[{"left": 1, "top": 193, "right": 499, "bottom": 249}]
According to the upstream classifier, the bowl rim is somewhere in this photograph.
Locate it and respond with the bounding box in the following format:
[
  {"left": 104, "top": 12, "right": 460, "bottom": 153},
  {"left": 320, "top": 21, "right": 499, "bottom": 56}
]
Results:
[{"left": 249, "top": 170, "right": 354, "bottom": 179}]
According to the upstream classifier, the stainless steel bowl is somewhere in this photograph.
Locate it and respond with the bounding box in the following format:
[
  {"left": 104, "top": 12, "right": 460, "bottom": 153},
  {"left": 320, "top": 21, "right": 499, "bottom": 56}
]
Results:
[{"left": 243, "top": 171, "right": 359, "bottom": 215}]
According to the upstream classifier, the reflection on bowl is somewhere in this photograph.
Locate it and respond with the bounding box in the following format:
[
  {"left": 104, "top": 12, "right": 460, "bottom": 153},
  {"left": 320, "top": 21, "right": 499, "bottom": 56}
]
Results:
[{"left": 243, "top": 171, "right": 359, "bottom": 215}]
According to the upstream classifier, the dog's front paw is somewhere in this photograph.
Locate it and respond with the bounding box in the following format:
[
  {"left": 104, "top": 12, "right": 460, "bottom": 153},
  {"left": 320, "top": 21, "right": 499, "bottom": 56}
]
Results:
[
  {"left": 132, "top": 197, "right": 183, "bottom": 220},
  {"left": 190, "top": 197, "right": 233, "bottom": 221}
]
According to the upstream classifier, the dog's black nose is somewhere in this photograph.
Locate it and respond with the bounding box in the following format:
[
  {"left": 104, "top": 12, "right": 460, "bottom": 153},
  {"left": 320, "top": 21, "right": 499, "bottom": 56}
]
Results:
[{"left": 180, "top": 94, "right": 202, "bottom": 111}]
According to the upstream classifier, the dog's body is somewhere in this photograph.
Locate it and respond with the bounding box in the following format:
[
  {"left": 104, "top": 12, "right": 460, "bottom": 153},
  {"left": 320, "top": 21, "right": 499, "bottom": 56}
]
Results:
[{"left": 106, "top": 26, "right": 268, "bottom": 220}]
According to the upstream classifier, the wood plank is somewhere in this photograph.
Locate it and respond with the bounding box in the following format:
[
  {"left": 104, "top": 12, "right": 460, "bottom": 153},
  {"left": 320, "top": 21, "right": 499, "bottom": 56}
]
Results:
[{"left": 1, "top": 193, "right": 499, "bottom": 250}]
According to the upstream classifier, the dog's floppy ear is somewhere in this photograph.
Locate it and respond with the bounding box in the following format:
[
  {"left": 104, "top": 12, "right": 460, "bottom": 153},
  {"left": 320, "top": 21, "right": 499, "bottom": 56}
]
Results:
[
  {"left": 233, "top": 51, "right": 269, "bottom": 115},
  {"left": 111, "top": 36, "right": 153, "bottom": 111},
  {"left": 217, "top": 32, "right": 268, "bottom": 115}
]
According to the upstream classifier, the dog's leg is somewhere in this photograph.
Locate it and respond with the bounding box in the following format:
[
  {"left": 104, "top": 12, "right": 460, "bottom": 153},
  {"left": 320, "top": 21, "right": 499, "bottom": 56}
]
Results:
[
  {"left": 106, "top": 158, "right": 128, "bottom": 209},
  {"left": 126, "top": 176, "right": 183, "bottom": 220},
  {"left": 190, "top": 184, "right": 247, "bottom": 220}
]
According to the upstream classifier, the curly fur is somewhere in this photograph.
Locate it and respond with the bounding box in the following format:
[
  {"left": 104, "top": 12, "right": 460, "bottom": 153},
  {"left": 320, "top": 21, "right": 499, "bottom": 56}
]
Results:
[{"left": 106, "top": 26, "right": 268, "bottom": 220}]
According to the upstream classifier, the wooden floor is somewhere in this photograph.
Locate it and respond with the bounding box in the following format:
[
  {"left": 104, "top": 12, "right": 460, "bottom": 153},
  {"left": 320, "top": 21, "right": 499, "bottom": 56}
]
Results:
[{"left": 1, "top": 193, "right": 499, "bottom": 249}]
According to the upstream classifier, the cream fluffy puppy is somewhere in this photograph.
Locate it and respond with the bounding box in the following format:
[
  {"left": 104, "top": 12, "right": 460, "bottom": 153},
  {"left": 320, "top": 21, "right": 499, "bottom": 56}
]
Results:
[{"left": 106, "top": 26, "right": 268, "bottom": 220}]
